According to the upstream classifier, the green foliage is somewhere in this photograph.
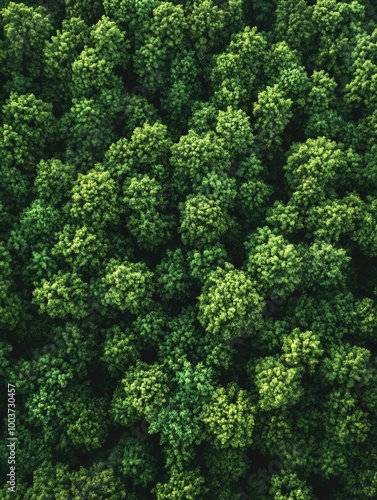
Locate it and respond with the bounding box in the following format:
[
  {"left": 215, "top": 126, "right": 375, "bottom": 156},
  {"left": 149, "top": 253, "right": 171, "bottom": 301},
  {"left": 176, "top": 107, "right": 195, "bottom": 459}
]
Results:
[
  {"left": 215, "top": 105, "right": 254, "bottom": 158},
  {"left": 58, "top": 385, "right": 108, "bottom": 452},
  {"left": 319, "top": 343, "right": 371, "bottom": 389},
  {"left": 101, "top": 325, "right": 140, "bottom": 375},
  {"left": 1, "top": 2, "right": 53, "bottom": 80},
  {"left": 210, "top": 26, "right": 268, "bottom": 108},
  {"left": 171, "top": 130, "right": 231, "bottom": 199},
  {"left": 52, "top": 224, "right": 109, "bottom": 272},
  {"left": 111, "top": 360, "right": 170, "bottom": 425},
  {"left": 32, "top": 270, "right": 89, "bottom": 319},
  {"left": 269, "top": 471, "right": 316, "bottom": 499},
  {"left": 34, "top": 159, "right": 76, "bottom": 206},
  {"left": 324, "top": 388, "right": 370, "bottom": 446},
  {"left": 200, "top": 382, "right": 256, "bottom": 448},
  {"left": 23, "top": 462, "right": 71, "bottom": 499},
  {"left": 98, "top": 257, "right": 154, "bottom": 314},
  {"left": 253, "top": 83, "right": 293, "bottom": 159},
  {"left": 311, "top": 0, "right": 365, "bottom": 83},
  {"left": 154, "top": 248, "right": 191, "bottom": 301},
  {"left": 59, "top": 90, "right": 124, "bottom": 168},
  {"left": 0, "top": 341, "right": 12, "bottom": 376},
  {"left": 284, "top": 137, "right": 347, "bottom": 198},
  {"left": 120, "top": 436, "right": 158, "bottom": 487},
  {"left": 281, "top": 328, "right": 324, "bottom": 375},
  {"left": 70, "top": 465, "right": 127, "bottom": 499},
  {"left": 187, "top": 243, "right": 228, "bottom": 283},
  {"left": 8, "top": 199, "right": 61, "bottom": 258},
  {"left": 123, "top": 121, "right": 172, "bottom": 180},
  {"left": 198, "top": 262, "right": 264, "bottom": 341},
  {"left": 1, "top": 92, "right": 56, "bottom": 173},
  {"left": 153, "top": 466, "right": 208, "bottom": 499},
  {"left": 299, "top": 241, "right": 351, "bottom": 291},
  {"left": 148, "top": 360, "right": 214, "bottom": 470},
  {"left": 161, "top": 49, "right": 200, "bottom": 128},
  {"left": 43, "top": 16, "right": 89, "bottom": 107},
  {"left": 245, "top": 226, "right": 303, "bottom": 299},
  {"left": 133, "top": 2, "right": 188, "bottom": 95},
  {"left": 0, "top": 242, "right": 22, "bottom": 329},
  {"left": 68, "top": 167, "right": 120, "bottom": 229},
  {"left": 202, "top": 445, "right": 249, "bottom": 497},
  {"left": 274, "top": 0, "right": 314, "bottom": 55},
  {"left": 123, "top": 174, "right": 174, "bottom": 250},
  {"left": 2, "top": 1, "right": 377, "bottom": 497},
  {"left": 255, "top": 355, "right": 304, "bottom": 411},
  {"left": 179, "top": 193, "right": 229, "bottom": 248},
  {"left": 156, "top": 306, "right": 204, "bottom": 372},
  {"left": 187, "top": 0, "right": 227, "bottom": 64}
]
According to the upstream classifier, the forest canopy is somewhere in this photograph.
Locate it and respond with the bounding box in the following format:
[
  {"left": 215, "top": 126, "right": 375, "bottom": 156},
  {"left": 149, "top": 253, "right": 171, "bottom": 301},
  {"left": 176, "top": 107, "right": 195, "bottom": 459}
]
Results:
[{"left": 1, "top": 0, "right": 377, "bottom": 498}]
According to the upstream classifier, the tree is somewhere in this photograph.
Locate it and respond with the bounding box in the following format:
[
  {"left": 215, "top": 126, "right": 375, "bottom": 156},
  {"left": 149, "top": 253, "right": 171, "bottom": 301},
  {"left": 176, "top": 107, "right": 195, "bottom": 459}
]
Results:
[
  {"left": 344, "top": 29, "right": 377, "bottom": 114},
  {"left": 179, "top": 194, "right": 229, "bottom": 248},
  {"left": 215, "top": 105, "right": 254, "bottom": 159},
  {"left": 133, "top": 2, "right": 188, "bottom": 95},
  {"left": 273, "top": 0, "right": 314, "bottom": 56},
  {"left": 0, "top": 242, "right": 21, "bottom": 330},
  {"left": 285, "top": 137, "right": 346, "bottom": 192},
  {"left": 200, "top": 382, "right": 256, "bottom": 448},
  {"left": 123, "top": 174, "right": 174, "bottom": 251},
  {"left": 2, "top": 0, "right": 377, "bottom": 497},
  {"left": 32, "top": 270, "right": 89, "bottom": 319},
  {"left": 253, "top": 83, "right": 293, "bottom": 160},
  {"left": 187, "top": 243, "right": 228, "bottom": 284},
  {"left": 1, "top": 92, "right": 56, "bottom": 174},
  {"left": 69, "top": 16, "right": 128, "bottom": 100},
  {"left": 254, "top": 355, "right": 304, "bottom": 411},
  {"left": 43, "top": 16, "right": 89, "bottom": 108},
  {"left": 281, "top": 328, "right": 324, "bottom": 375},
  {"left": 56, "top": 383, "right": 109, "bottom": 452},
  {"left": 148, "top": 360, "right": 215, "bottom": 469},
  {"left": 70, "top": 462, "right": 128, "bottom": 499},
  {"left": 156, "top": 306, "right": 207, "bottom": 372},
  {"left": 323, "top": 388, "right": 370, "bottom": 446},
  {"left": 202, "top": 445, "right": 249, "bottom": 500},
  {"left": 120, "top": 436, "right": 158, "bottom": 488},
  {"left": 97, "top": 258, "right": 154, "bottom": 315},
  {"left": 1, "top": 2, "right": 53, "bottom": 81},
  {"left": 59, "top": 91, "right": 125, "bottom": 168},
  {"left": 187, "top": 0, "right": 227, "bottom": 65},
  {"left": 154, "top": 248, "right": 191, "bottom": 302},
  {"left": 305, "top": 193, "right": 362, "bottom": 243},
  {"left": 245, "top": 226, "right": 303, "bottom": 299},
  {"left": 23, "top": 462, "right": 71, "bottom": 499},
  {"left": 34, "top": 159, "right": 76, "bottom": 207},
  {"left": 298, "top": 241, "right": 351, "bottom": 292},
  {"left": 160, "top": 50, "right": 201, "bottom": 130},
  {"left": 210, "top": 26, "right": 268, "bottom": 109},
  {"left": 152, "top": 466, "right": 208, "bottom": 500},
  {"left": 67, "top": 167, "right": 120, "bottom": 229},
  {"left": 118, "top": 121, "right": 172, "bottom": 183},
  {"left": 101, "top": 325, "right": 141, "bottom": 376},
  {"left": 170, "top": 130, "right": 231, "bottom": 201},
  {"left": 351, "top": 195, "right": 377, "bottom": 256},
  {"left": 111, "top": 360, "right": 170, "bottom": 426},
  {"left": 319, "top": 343, "right": 372, "bottom": 390},
  {"left": 64, "top": 0, "right": 104, "bottom": 25},
  {"left": 122, "top": 93, "right": 159, "bottom": 138},
  {"left": 8, "top": 199, "right": 61, "bottom": 260},
  {"left": 269, "top": 471, "right": 316, "bottom": 499},
  {"left": 197, "top": 262, "right": 265, "bottom": 342},
  {"left": 52, "top": 224, "right": 110, "bottom": 273}
]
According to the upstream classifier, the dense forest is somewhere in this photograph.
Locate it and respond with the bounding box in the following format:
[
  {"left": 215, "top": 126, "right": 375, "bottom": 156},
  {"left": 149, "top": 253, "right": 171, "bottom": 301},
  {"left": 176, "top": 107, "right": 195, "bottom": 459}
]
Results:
[{"left": 1, "top": 0, "right": 377, "bottom": 498}]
